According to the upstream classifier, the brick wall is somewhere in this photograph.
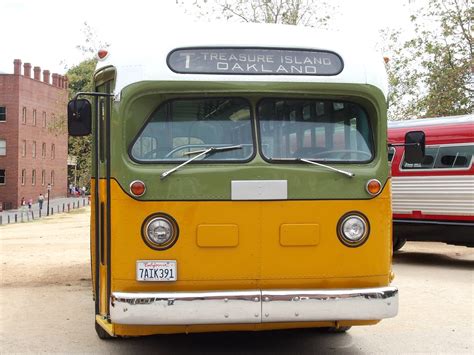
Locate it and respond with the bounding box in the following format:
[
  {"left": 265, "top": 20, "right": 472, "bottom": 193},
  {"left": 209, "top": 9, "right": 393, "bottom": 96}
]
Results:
[
  {"left": 0, "top": 74, "right": 20, "bottom": 209},
  {"left": 0, "top": 59, "right": 68, "bottom": 209}
]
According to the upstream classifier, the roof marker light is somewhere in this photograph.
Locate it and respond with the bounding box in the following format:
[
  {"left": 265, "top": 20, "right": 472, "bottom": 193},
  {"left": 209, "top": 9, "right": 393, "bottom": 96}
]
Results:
[{"left": 97, "top": 49, "right": 109, "bottom": 60}]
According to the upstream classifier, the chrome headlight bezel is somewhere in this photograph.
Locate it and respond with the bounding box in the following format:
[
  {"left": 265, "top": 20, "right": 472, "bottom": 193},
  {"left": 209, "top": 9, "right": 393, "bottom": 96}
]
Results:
[
  {"left": 141, "top": 213, "right": 179, "bottom": 250},
  {"left": 337, "top": 212, "right": 370, "bottom": 247}
]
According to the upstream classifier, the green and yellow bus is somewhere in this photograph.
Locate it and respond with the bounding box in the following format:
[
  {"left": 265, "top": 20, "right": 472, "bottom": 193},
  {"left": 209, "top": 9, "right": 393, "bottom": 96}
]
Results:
[{"left": 68, "top": 24, "right": 420, "bottom": 338}]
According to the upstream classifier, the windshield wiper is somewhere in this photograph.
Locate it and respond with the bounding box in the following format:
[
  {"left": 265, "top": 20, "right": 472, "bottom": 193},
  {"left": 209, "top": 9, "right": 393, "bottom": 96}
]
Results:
[
  {"left": 160, "top": 145, "right": 243, "bottom": 180},
  {"left": 298, "top": 158, "right": 355, "bottom": 178}
]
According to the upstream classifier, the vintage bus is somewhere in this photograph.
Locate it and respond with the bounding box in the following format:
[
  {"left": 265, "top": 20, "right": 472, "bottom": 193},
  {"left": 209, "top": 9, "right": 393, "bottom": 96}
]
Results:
[
  {"left": 68, "top": 24, "right": 417, "bottom": 338},
  {"left": 388, "top": 114, "right": 474, "bottom": 250}
]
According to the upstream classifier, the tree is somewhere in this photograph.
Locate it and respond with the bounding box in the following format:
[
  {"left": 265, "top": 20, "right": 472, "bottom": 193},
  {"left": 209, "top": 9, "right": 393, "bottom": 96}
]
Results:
[
  {"left": 384, "top": 0, "right": 473, "bottom": 120},
  {"left": 66, "top": 59, "right": 96, "bottom": 189},
  {"left": 67, "top": 22, "right": 110, "bottom": 189},
  {"left": 182, "top": 0, "right": 333, "bottom": 27}
]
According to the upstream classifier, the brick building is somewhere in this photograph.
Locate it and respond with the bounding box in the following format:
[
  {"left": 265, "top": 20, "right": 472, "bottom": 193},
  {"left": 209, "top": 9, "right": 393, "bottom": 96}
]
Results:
[{"left": 0, "top": 59, "right": 68, "bottom": 210}]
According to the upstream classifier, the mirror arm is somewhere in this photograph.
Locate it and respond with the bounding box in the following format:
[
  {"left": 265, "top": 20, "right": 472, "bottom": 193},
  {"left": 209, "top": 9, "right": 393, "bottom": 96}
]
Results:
[
  {"left": 70, "top": 92, "right": 115, "bottom": 121},
  {"left": 388, "top": 143, "right": 420, "bottom": 147},
  {"left": 73, "top": 92, "right": 115, "bottom": 100}
]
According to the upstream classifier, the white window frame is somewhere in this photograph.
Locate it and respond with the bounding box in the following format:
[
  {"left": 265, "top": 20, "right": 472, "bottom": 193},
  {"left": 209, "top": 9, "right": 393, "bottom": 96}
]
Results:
[{"left": 0, "top": 139, "right": 6, "bottom": 156}]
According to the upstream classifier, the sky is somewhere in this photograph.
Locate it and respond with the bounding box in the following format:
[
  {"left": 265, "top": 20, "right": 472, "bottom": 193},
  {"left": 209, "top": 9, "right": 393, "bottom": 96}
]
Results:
[{"left": 0, "top": 0, "right": 415, "bottom": 75}]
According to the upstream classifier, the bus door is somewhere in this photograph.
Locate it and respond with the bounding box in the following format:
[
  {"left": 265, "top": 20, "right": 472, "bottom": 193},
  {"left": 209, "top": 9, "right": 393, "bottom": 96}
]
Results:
[{"left": 92, "top": 82, "right": 112, "bottom": 319}]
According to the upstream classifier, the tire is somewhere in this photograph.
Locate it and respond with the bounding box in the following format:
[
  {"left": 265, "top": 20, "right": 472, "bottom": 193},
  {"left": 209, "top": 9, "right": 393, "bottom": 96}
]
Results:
[
  {"left": 393, "top": 236, "right": 407, "bottom": 252},
  {"left": 320, "top": 326, "right": 352, "bottom": 333},
  {"left": 95, "top": 321, "right": 114, "bottom": 340}
]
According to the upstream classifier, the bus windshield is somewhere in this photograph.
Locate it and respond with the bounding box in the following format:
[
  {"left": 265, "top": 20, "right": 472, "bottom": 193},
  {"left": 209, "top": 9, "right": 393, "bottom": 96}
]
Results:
[
  {"left": 258, "top": 99, "right": 373, "bottom": 162},
  {"left": 131, "top": 98, "right": 254, "bottom": 162}
]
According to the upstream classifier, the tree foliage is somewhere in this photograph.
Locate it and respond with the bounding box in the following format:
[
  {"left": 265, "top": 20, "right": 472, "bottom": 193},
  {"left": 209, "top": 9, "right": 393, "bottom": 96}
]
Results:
[
  {"left": 66, "top": 59, "right": 97, "bottom": 189},
  {"left": 76, "top": 22, "right": 110, "bottom": 55},
  {"left": 184, "top": 0, "right": 333, "bottom": 27},
  {"left": 67, "top": 22, "right": 109, "bottom": 189},
  {"left": 384, "top": 0, "right": 473, "bottom": 120}
]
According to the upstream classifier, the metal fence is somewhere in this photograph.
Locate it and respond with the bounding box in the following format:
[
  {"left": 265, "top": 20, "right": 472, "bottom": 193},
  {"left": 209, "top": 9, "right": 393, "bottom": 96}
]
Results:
[{"left": 0, "top": 198, "right": 90, "bottom": 225}]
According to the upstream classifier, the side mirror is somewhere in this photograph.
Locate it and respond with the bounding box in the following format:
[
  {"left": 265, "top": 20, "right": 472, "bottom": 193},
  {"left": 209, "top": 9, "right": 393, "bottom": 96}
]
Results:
[
  {"left": 68, "top": 99, "right": 91, "bottom": 136},
  {"left": 404, "top": 130, "right": 425, "bottom": 164}
]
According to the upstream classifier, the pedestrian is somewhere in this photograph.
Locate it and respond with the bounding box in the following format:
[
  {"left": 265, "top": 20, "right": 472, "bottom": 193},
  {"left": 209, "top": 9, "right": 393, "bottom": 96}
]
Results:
[
  {"left": 20, "top": 197, "right": 27, "bottom": 222},
  {"left": 38, "top": 193, "right": 44, "bottom": 210},
  {"left": 28, "top": 198, "right": 32, "bottom": 209},
  {"left": 81, "top": 186, "right": 86, "bottom": 196}
]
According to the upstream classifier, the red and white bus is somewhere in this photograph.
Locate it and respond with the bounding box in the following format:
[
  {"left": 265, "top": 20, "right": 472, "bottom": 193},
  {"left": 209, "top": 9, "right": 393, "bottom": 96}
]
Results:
[{"left": 388, "top": 114, "right": 474, "bottom": 250}]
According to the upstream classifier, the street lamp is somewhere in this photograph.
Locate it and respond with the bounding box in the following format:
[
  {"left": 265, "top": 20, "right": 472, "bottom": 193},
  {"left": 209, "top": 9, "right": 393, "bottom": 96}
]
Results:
[{"left": 47, "top": 183, "right": 51, "bottom": 216}]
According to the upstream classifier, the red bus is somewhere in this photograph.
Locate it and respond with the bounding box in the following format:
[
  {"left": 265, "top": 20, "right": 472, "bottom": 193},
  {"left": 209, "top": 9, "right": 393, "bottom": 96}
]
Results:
[{"left": 388, "top": 114, "right": 474, "bottom": 250}]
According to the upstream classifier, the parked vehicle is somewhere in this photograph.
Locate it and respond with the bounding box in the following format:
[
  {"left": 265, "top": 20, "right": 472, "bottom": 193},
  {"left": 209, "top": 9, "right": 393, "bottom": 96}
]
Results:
[
  {"left": 67, "top": 23, "right": 415, "bottom": 338},
  {"left": 388, "top": 114, "right": 474, "bottom": 250}
]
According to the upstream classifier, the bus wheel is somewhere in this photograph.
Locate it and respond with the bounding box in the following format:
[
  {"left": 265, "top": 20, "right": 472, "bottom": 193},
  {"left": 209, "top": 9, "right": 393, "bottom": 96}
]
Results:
[
  {"left": 95, "top": 321, "right": 114, "bottom": 340},
  {"left": 393, "top": 236, "right": 407, "bottom": 252},
  {"left": 320, "top": 326, "right": 351, "bottom": 333}
]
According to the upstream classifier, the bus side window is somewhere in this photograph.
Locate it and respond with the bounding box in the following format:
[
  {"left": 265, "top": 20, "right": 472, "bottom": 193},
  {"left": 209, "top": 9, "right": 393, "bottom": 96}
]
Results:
[
  {"left": 402, "top": 146, "right": 438, "bottom": 169},
  {"left": 434, "top": 145, "right": 473, "bottom": 169}
]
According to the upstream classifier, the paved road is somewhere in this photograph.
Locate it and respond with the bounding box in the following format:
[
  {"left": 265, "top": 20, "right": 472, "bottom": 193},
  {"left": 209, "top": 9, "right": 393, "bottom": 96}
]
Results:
[{"left": 0, "top": 208, "right": 472, "bottom": 354}]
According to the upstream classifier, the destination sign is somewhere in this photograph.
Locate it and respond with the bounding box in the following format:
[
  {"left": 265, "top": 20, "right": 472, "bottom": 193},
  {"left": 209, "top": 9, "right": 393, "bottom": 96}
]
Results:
[{"left": 167, "top": 48, "right": 343, "bottom": 76}]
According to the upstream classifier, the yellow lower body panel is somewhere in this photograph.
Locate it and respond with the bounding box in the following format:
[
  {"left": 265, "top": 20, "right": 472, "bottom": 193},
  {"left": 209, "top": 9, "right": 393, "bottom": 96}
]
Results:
[{"left": 92, "top": 179, "right": 394, "bottom": 336}]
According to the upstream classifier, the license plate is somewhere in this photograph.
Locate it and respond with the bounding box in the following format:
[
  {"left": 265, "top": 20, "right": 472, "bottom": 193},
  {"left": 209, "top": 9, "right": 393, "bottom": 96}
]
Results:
[{"left": 136, "top": 260, "right": 177, "bottom": 281}]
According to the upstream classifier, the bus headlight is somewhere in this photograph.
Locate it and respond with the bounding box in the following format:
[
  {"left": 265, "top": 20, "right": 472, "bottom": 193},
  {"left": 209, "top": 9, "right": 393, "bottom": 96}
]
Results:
[
  {"left": 142, "top": 214, "right": 179, "bottom": 250},
  {"left": 337, "top": 212, "right": 370, "bottom": 247}
]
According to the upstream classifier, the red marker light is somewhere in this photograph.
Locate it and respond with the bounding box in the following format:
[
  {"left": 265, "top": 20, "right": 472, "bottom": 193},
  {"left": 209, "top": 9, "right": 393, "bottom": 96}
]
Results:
[
  {"left": 130, "top": 180, "right": 146, "bottom": 197},
  {"left": 97, "top": 49, "right": 109, "bottom": 60}
]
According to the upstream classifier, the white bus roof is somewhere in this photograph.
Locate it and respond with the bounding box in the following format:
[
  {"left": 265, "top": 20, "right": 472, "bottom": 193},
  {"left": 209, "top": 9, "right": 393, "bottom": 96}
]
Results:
[
  {"left": 388, "top": 114, "right": 474, "bottom": 129},
  {"left": 96, "top": 23, "right": 388, "bottom": 99}
]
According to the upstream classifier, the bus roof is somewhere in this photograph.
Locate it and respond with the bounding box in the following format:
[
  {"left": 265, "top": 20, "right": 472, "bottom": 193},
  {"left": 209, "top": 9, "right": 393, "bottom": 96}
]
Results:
[
  {"left": 388, "top": 114, "right": 474, "bottom": 145},
  {"left": 388, "top": 114, "right": 474, "bottom": 129},
  {"left": 96, "top": 23, "right": 388, "bottom": 99}
]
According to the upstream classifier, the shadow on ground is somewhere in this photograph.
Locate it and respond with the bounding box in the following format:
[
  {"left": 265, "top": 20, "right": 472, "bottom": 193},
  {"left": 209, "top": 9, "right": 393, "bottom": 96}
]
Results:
[
  {"left": 104, "top": 328, "right": 361, "bottom": 355},
  {"left": 393, "top": 249, "right": 474, "bottom": 270}
]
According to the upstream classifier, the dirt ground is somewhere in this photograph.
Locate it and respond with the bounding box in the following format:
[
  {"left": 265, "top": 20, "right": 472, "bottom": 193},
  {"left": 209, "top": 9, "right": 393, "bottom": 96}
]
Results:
[{"left": 0, "top": 207, "right": 473, "bottom": 354}]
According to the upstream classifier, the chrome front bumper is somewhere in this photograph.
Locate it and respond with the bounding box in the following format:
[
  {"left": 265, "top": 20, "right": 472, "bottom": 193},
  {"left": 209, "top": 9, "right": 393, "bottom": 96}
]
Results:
[{"left": 110, "top": 287, "right": 398, "bottom": 325}]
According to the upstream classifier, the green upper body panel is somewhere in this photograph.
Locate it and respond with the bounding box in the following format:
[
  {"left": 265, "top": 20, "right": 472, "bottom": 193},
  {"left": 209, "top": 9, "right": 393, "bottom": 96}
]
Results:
[{"left": 98, "top": 81, "right": 388, "bottom": 201}]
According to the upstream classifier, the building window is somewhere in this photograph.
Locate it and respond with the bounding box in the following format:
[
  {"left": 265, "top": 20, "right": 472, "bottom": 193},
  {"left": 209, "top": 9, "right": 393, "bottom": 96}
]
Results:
[
  {"left": 32, "top": 141, "right": 36, "bottom": 158},
  {"left": 0, "top": 139, "right": 5, "bottom": 156},
  {"left": 50, "top": 170, "right": 55, "bottom": 186},
  {"left": 0, "top": 169, "right": 5, "bottom": 184},
  {"left": 22, "top": 107, "right": 26, "bottom": 124},
  {"left": 51, "top": 144, "right": 55, "bottom": 159},
  {"left": 0, "top": 107, "right": 6, "bottom": 122},
  {"left": 32, "top": 169, "right": 36, "bottom": 185},
  {"left": 42, "top": 143, "right": 46, "bottom": 158},
  {"left": 33, "top": 109, "right": 37, "bottom": 126},
  {"left": 41, "top": 169, "right": 45, "bottom": 186},
  {"left": 42, "top": 111, "right": 47, "bottom": 127},
  {"left": 22, "top": 140, "right": 26, "bottom": 157},
  {"left": 21, "top": 169, "right": 26, "bottom": 185}
]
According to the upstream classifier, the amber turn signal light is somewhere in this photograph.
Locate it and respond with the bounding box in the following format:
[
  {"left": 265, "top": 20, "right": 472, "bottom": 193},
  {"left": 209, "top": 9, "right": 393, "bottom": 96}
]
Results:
[
  {"left": 130, "top": 180, "right": 146, "bottom": 197},
  {"left": 366, "top": 179, "right": 382, "bottom": 196}
]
